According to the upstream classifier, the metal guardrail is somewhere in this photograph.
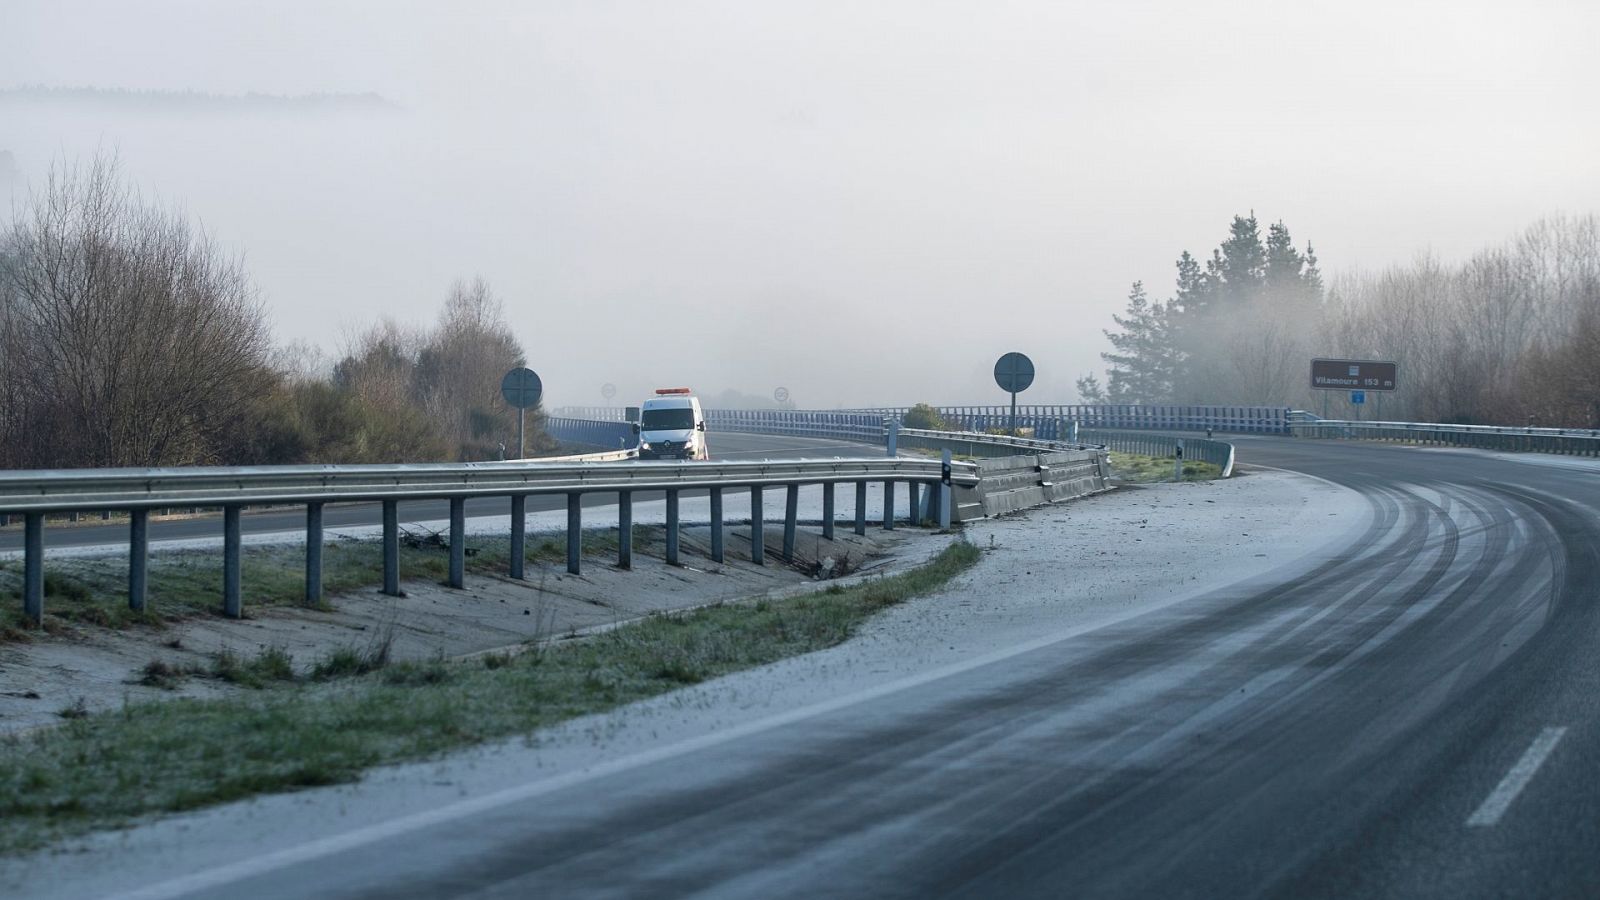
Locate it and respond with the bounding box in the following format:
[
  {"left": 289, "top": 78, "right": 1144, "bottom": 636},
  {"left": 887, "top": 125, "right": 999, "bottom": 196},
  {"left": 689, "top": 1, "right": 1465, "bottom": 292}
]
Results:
[
  {"left": 894, "top": 428, "right": 1113, "bottom": 518},
  {"left": 553, "top": 405, "right": 1292, "bottom": 437},
  {"left": 1290, "top": 418, "right": 1600, "bottom": 457},
  {"left": 543, "top": 416, "right": 636, "bottom": 451},
  {"left": 812, "top": 421, "right": 1236, "bottom": 481},
  {"left": 520, "top": 448, "right": 637, "bottom": 463},
  {"left": 839, "top": 404, "right": 1291, "bottom": 436},
  {"left": 0, "top": 457, "right": 978, "bottom": 626},
  {"left": 706, "top": 410, "right": 886, "bottom": 441}
]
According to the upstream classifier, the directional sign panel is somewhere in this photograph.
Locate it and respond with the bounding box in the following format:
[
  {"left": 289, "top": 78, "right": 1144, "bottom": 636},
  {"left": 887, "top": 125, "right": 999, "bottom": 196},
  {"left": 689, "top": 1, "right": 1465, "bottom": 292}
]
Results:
[
  {"left": 1311, "top": 358, "right": 1398, "bottom": 392},
  {"left": 994, "top": 352, "right": 1035, "bottom": 393},
  {"left": 500, "top": 367, "right": 543, "bottom": 409}
]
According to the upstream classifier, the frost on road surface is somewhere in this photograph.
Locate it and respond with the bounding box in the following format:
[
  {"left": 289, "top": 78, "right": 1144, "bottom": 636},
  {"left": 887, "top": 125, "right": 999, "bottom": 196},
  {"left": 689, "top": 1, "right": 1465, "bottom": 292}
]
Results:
[{"left": 0, "top": 467, "right": 1368, "bottom": 899}]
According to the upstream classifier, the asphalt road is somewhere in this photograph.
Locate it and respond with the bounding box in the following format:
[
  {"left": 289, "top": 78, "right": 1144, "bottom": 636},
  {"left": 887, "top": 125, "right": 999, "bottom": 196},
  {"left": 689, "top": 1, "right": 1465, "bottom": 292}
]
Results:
[
  {"left": 21, "top": 434, "right": 1600, "bottom": 898},
  {"left": 0, "top": 432, "right": 882, "bottom": 552}
]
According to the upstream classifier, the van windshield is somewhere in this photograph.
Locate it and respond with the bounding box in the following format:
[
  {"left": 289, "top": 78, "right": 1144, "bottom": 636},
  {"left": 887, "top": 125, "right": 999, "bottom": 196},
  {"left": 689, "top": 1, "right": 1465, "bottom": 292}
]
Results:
[{"left": 641, "top": 408, "right": 696, "bottom": 431}]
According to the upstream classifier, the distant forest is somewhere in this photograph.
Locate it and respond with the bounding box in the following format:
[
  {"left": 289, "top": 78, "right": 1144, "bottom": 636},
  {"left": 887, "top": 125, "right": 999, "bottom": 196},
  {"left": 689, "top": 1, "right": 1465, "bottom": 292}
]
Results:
[
  {"left": 0, "top": 85, "right": 394, "bottom": 112},
  {"left": 1085, "top": 213, "right": 1600, "bottom": 428}
]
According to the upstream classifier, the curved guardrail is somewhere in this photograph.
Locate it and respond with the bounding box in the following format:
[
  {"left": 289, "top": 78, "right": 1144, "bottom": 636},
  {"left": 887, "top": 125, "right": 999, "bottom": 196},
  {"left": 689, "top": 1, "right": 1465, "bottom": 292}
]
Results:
[
  {"left": 1290, "top": 418, "right": 1600, "bottom": 457},
  {"left": 0, "top": 457, "right": 978, "bottom": 626},
  {"left": 556, "top": 404, "right": 1293, "bottom": 436}
]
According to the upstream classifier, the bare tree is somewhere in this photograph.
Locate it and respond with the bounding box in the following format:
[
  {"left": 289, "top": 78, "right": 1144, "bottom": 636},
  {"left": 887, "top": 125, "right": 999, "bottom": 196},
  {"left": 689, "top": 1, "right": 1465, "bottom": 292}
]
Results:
[
  {"left": 0, "top": 154, "right": 275, "bottom": 468},
  {"left": 414, "top": 277, "right": 530, "bottom": 459}
]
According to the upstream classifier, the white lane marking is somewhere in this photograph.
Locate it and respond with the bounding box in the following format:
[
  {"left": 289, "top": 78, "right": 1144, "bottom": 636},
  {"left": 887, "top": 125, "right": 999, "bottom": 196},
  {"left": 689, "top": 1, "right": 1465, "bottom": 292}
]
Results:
[{"left": 1466, "top": 726, "right": 1567, "bottom": 827}]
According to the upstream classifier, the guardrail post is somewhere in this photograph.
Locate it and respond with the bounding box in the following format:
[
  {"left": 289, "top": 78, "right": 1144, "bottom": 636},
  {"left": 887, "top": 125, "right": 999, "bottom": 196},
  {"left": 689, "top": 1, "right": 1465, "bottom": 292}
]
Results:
[
  {"left": 305, "top": 502, "right": 324, "bottom": 607},
  {"left": 382, "top": 500, "right": 400, "bottom": 596},
  {"left": 783, "top": 484, "right": 799, "bottom": 562},
  {"left": 750, "top": 486, "right": 765, "bottom": 565},
  {"left": 129, "top": 508, "right": 148, "bottom": 612},
  {"left": 618, "top": 490, "right": 633, "bottom": 569},
  {"left": 23, "top": 513, "right": 43, "bottom": 625},
  {"left": 822, "top": 483, "right": 835, "bottom": 540},
  {"left": 709, "top": 487, "right": 723, "bottom": 563},
  {"left": 666, "top": 490, "right": 681, "bottom": 565},
  {"left": 223, "top": 505, "right": 242, "bottom": 618},
  {"left": 855, "top": 482, "right": 867, "bottom": 535},
  {"left": 883, "top": 481, "right": 895, "bottom": 530},
  {"left": 566, "top": 493, "right": 582, "bottom": 575},
  {"left": 449, "top": 498, "right": 466, "bottom": 588},
  {"left": 939, "top": 450, "right": 953, "bottom": 529},
  {"left": 510, "top": 494, "right": 526, "bottom": 579},
  {"left": 906, "top": 482, "right": 919, "bottom": 526}
]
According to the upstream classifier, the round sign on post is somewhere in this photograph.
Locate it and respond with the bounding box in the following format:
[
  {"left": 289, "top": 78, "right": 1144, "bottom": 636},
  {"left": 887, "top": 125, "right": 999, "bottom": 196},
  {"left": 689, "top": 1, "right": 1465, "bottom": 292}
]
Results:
[
  {"left": 501, "top": 368, "right": 543, "bottom": 409},
  {"left": 601, "top": 383, "right": 616, "bottom": 402},
  {"left": 501, "top": 368, "right": 543, "bottom": 460},
  {"left": 774, "top": 387, "right": 790, "bottom": 404},
  {"left": 993, "top": 352, "right": 1035, "bottom": 393},
  {"left": 993, "top": 352, "right": 1035, "bottom": 435}
]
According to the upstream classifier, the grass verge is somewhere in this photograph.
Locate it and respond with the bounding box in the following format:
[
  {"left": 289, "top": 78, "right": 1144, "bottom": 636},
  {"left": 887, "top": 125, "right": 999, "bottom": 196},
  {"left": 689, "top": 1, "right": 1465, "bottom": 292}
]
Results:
[
  {"left": 0, "top": 540, "right": 981, "bottom": 855},
  {"left": 1108, "top": 451, "right": 1222, "bottom": 483}
]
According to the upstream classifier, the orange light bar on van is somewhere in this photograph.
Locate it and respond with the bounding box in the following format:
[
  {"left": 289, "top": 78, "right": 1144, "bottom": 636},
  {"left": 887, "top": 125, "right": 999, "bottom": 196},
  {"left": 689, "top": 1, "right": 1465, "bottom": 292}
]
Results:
[{"left": 654, "top": 388, "right": 693, "bottom": 395}]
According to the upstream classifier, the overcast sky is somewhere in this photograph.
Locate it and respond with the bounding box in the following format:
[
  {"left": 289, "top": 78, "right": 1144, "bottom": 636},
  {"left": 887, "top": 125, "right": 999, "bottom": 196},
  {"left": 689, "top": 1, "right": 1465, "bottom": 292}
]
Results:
[{"left": 3, "top": 1, "right": 1597, "bottom": 408}]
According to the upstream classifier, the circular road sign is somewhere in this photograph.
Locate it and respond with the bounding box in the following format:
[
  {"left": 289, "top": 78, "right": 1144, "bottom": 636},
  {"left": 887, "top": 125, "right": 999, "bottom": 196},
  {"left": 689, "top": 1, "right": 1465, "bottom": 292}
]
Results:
[
  {"left": 500, "top": 367, "right": 543, "bottom": 409},
  {"left": 601, "top": 382, "right": 616, "bottom": 401},
  {"left": 993, "top": 352, "right": 1035, "bottom": 394},
  {"left": 774, "top": 386, "right": 791, "bottom": 404}
]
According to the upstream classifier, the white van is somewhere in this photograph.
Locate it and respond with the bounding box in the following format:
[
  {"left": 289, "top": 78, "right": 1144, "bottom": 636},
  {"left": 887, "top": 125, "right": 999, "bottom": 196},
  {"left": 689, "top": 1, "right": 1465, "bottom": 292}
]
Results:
[{"left": 635, "top": 388, "right": 709, "bottom": 460}]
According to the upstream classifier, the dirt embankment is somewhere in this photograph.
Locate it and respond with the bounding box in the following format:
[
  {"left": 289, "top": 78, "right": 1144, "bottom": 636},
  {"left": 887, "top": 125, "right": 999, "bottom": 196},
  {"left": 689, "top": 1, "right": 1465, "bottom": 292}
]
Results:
[{"left": 0, "top": 522, "right": 950, "bottom": 735}]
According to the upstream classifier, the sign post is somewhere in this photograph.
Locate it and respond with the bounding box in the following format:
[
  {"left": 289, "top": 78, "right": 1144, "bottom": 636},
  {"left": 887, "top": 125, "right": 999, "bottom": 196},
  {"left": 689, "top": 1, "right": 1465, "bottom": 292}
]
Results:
[
  {"left": 500, "top": 367, "right": 544, "bottom": 458},
  {"left": 993, "top": 352, "right": 1036, "bottom": 435}
]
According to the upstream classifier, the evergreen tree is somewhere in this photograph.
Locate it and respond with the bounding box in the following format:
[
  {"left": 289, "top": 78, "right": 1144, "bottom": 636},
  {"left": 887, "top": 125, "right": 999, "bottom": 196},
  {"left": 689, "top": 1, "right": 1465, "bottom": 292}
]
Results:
[
  {"left": 1209, "top": 213, "right": 1267, "bottom": 305},
  {"left": 1171, "top": 250, "right": 1211, "bottom": 318},
  {"left": 1101, "top": 281, "right": 1178, "bottom": 402},
  {"left": 1263, "top": 220, "right": 1304, "bottom": 293},
  {"left": 1075, "top": 372, "right": 1106, "bottom": 403}
]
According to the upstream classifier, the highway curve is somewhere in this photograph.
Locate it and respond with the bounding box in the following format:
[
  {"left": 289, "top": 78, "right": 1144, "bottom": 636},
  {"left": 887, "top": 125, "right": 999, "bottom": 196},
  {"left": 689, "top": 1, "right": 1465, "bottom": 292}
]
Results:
[{"left": 25, "top": 436, "right": 1600, "bottom": 898}]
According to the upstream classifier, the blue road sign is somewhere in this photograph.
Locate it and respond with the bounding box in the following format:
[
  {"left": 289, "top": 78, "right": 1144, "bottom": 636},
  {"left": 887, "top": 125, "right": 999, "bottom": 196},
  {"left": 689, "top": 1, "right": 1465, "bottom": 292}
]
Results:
[{"left": 1351, "top": 390, "right": 1366, "bottom": 405}]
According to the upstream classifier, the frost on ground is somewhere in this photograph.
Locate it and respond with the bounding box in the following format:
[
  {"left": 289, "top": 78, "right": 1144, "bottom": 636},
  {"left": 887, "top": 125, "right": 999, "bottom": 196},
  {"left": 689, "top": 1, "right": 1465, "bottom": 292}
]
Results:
[
  {"left": 0, "top": 466, "right": 1369, "bottom": 900},
  {"left": 0, "top": 515, "right": 948, "bottom": 736}
]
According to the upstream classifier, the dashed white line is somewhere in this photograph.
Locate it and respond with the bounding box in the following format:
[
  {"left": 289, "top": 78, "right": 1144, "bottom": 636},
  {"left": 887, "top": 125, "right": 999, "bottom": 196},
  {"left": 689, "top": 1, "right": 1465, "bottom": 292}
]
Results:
[{"left": 1466, "top": 726, "right": 1567, "bottom": 827}]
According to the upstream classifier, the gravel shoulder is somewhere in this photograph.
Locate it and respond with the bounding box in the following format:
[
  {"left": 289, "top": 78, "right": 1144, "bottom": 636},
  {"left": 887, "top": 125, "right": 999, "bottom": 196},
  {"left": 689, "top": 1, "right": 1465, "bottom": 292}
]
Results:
[{"left": 0, "top": 466, "right": 1370, "bottom": 898}]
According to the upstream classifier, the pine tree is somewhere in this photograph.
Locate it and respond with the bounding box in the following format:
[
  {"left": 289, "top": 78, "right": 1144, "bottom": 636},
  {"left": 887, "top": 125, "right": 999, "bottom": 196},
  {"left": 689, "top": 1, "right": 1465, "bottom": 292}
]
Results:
[
  {"left": 1210, "top": 213, "right": 1266, "bottom": 306},
  {"left": 1263, "top": 220, "right": 1304, "bottom": 293},
  {"left": 1101, "top": 281, "right": 1178, "bottom": 402},
  {"left": 1075, "top": 372, "right": 1107, "bottom": 403},
  {"left": 1171, "top": 250, "right": 1212, "bottom": 318}
]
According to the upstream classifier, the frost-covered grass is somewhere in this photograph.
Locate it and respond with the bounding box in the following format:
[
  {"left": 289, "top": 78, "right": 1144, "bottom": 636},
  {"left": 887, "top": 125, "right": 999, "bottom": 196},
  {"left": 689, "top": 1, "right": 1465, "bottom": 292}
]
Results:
[
  {"left": 1108, "top": 451, "right": 1222, "bottom": 484},
  {"left": 0, "top": 525, "right": 660, "bottom": 637},
  {"left": 0, "top": 541, "right": 980, "bottom": 855}
]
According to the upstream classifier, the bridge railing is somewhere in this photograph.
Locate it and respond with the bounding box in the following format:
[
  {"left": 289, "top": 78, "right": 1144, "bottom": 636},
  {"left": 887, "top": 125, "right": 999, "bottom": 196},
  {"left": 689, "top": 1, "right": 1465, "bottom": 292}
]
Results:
[{"left": 553, "top": 404, "right": 1293, "bottom": 437}]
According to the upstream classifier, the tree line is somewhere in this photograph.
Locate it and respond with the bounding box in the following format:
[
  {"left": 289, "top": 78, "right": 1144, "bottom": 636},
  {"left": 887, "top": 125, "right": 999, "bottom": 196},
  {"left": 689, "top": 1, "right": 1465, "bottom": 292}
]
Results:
[
  {"left": 0, "top": 155, "right": 550, "bottom": 470},
  {"left": 1085, "top": 212, "right": 1600, "bottom": 426}
]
